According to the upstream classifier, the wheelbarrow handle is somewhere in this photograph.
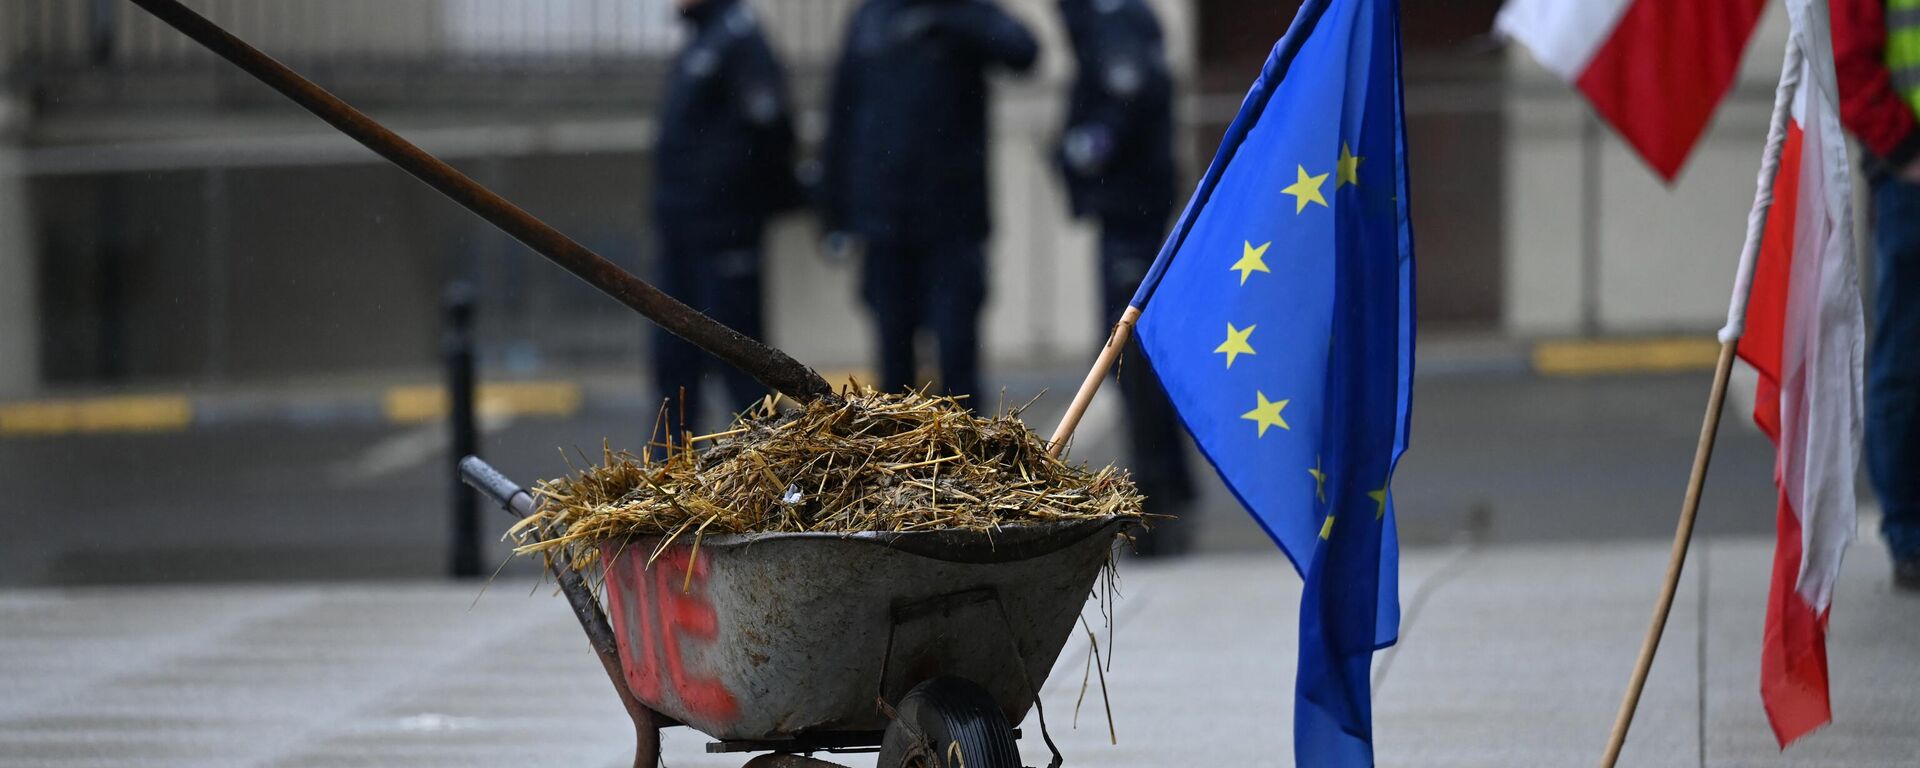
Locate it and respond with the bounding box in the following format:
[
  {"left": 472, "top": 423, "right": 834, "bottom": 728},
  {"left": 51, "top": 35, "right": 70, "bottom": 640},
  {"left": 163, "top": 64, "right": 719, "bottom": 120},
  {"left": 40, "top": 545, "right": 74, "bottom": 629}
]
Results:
[
  {"left": 457, "top": 455, "right": 637, "bottom": 668},
  {"left": 460, "top": 455, "right": 536, "bottom": 518},
  {"left": 457, "top": 456, "right": 615, "bottom": 650}
]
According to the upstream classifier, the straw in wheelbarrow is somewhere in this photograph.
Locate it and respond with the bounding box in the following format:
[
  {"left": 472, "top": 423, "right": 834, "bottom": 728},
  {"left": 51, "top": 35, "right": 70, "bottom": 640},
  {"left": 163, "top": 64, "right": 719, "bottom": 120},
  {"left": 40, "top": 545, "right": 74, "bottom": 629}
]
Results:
[{"left": 509, "top": 388, "right": 1150, "bottom": 570}]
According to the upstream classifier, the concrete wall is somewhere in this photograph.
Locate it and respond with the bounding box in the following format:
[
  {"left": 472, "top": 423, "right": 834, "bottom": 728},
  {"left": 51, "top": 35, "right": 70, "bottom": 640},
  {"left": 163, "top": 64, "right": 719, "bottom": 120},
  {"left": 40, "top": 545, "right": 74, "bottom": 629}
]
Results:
[{"left": 1501, "top": 6, "right": 1797, "bottom": 337}]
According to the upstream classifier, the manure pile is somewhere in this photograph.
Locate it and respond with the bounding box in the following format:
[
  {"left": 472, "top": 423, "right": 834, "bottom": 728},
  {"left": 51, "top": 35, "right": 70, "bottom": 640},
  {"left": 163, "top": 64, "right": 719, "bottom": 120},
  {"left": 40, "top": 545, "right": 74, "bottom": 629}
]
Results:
[{"left": 511, "top": 389, "right": 1147, "bottom": 567}]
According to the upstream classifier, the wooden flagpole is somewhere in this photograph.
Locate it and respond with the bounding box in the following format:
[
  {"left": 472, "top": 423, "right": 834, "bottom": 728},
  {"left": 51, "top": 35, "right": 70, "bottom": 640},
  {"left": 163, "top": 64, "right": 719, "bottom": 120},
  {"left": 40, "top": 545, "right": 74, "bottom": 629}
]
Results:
[
  {"left": 1596, "top": 32, "right": 1803, "bottom": 768},
  {"left": 1597, "top": 340, "right": 1736, "bottom": 767},
  {"left": 1048, "top": 306, "right": 1140, "bottom": 457}
]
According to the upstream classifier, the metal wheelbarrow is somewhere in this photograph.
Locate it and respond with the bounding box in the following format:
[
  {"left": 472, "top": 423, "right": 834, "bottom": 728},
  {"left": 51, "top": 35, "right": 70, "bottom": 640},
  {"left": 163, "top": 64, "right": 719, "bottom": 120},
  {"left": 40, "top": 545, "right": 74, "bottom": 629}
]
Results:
[{"left": 462, "top": 457, "right": 1129, "bottom": 768}]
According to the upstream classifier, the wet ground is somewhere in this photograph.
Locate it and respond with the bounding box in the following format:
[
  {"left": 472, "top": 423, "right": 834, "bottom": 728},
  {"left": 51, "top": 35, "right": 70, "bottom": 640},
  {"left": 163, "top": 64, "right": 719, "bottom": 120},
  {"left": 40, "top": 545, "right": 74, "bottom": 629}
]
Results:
[
  {"left": 3, "top": 536, "right": 1915, "bottom": 767},
  {"left": 3, "top": 364, "right": 1915, "bottom": 766}
]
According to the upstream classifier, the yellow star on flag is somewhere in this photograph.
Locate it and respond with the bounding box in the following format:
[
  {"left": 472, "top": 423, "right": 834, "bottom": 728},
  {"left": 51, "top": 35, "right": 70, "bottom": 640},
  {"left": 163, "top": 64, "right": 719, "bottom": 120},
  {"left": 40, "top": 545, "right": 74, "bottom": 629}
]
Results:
[
  {"left": 1319, "top": 513, "right": 1336, "bottom": 540},
  {"left": 1308, "top": 457, "right": 1326, "bottom": 503},
  {"left": 1214, "top": 323, "right": 1257, "bottom": 368},
  {"left": 1336, "top": 142, "right": 1363, "bottom": 189},
  {"left": 1369, "top": 484, "right": 1389, "bottom": 519},
  {"left": 1240, "top": 391, "right": 1290, "bottom": 437},
  {"left": 1282, "top": 165, "right": 1329, "bottom": 213},
  {"left": 1229, "top": 240, "right": 1271, "bottom": 285}
]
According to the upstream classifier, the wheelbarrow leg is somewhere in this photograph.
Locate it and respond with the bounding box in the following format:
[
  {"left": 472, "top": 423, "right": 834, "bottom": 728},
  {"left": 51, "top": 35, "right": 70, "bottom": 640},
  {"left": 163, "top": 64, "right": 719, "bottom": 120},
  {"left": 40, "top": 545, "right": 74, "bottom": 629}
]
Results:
[
  {"left": 457, "top": 458, "right": 662, "bottom": 767},
  {"left": 537, "top": 526, "right": 662, "bottom": 766},
  {"left": 597, "top": 648, "right": 660, "bottom": 768},
  {"left": 555, "top": 540, "right": 661, "bottom": 768},
  {"left": 630, "top": 712, "right": 659, "bottom": 768}
]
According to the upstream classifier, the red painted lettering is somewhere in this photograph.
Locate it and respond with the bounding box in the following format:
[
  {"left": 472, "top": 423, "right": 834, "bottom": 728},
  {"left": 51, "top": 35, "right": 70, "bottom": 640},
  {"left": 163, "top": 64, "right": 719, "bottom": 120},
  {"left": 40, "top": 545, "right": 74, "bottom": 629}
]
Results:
[
  {"left": 600, "top": 543, "right": 738, "bottom": 726},
  {"left": 603, "top": 545, "right": 663, "bottom": 701},
  {"left": 652, "top": 548, "right": 739, "bottom": 723}
]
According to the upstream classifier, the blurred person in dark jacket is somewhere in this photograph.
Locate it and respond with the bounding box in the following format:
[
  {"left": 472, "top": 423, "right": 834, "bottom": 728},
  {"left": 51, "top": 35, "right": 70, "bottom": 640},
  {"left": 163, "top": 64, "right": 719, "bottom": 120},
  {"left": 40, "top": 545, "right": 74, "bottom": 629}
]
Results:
[
  {"left": 1835, "top": 0, "right": 1920, "bottom": 590},
  {"left": 820, "top": 0, "right": 1039, "bottom": 403},
  {"left": 651, "top": 0, "right": 800, "bottom": 434},
  {"left": 1057, "top": 0, "right": 1193, "bottom": 555}
]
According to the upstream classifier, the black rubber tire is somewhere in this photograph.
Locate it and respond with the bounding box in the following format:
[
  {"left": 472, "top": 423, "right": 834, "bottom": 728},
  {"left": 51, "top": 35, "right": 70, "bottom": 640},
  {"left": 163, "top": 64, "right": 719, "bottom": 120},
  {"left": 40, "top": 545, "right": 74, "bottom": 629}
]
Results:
[{"left": 876, "top": 677, "right": 1021, "bottom": 768}]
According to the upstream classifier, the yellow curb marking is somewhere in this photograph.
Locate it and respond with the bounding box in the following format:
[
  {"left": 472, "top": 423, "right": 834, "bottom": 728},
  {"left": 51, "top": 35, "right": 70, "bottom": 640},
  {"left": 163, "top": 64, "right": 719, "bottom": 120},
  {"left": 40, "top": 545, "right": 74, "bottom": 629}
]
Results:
[
  {"left": 1532, "top": 337, "right": 1722, "bottom": 377},
  {"left": 383, "top": 380, "right": 584, "bottom": 425},
  {"left": 0, "top": 395, "right": 193, "bottom": 436}
]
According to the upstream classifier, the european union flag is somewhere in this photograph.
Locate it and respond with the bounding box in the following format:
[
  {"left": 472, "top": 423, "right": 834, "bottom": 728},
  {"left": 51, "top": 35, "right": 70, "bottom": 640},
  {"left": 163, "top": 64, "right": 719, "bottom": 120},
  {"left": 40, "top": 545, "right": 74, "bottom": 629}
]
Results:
[{"left": 1129, "top": 0, "right": 1412, "bottom": 764}]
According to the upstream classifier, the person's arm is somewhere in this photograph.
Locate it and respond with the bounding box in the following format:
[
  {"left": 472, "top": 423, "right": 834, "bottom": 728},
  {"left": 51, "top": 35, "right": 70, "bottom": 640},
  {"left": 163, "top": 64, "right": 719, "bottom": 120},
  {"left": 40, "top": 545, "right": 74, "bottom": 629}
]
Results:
[
  {"left": 1062, "top": 14, "right": 1160, "bottom": 174},
  {"left": 724, "top": 30, "right": 789, "bottom": 133},
  {"left": 819, "top": 11, "right": 866, "bottom": 232},
  {"left": 1833, "top": 0, "right": 1920, "bottom": 175},
  {"left": 926, "top": 0, "right": 1039, "bottom": 72},
  {"left": 725, "top": 30, "right": 802, "bottom": 211}
]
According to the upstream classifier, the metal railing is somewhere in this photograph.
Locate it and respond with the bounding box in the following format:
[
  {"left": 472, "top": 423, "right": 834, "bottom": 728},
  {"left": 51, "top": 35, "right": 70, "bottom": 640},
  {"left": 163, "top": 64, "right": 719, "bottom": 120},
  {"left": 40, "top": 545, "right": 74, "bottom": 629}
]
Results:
[{"left": 4, "top": 0, "right": 853, "bottom": 77}]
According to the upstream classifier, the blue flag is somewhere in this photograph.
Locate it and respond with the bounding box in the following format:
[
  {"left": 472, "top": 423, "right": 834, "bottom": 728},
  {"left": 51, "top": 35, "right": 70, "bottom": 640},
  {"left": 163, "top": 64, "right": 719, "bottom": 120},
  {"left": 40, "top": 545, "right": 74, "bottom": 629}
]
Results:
[{"left": 1129, "top": 0, "right": 1412, "bottom": 763}]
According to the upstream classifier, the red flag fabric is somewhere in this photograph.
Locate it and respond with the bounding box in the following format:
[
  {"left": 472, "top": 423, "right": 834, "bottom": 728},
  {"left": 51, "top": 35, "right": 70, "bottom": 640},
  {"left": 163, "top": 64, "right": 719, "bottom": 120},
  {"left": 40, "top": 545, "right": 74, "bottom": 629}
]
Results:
[
  {"left": 1733, "top": 5, "right": 1865, "bottom": 745},
  {"left": 1496, "top": 0, "right": 1767, "bottom": 181}
]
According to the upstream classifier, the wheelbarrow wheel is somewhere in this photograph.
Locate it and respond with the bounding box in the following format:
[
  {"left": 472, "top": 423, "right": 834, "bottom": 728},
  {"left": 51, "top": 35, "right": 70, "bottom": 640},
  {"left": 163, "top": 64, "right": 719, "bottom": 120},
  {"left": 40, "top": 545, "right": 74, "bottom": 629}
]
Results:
[{"left": 877, "top": 677, "right": 1020, "bottom": 768}]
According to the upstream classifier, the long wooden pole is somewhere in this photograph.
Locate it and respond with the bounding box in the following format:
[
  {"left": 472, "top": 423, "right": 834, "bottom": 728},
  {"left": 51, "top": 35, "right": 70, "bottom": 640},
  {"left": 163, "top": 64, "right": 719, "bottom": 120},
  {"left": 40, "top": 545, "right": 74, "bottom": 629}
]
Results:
[
  {"left": 124, "top": 0, "right": 834, "bottom": 406},
  {"left": 1598, "top": 30, "right": 1801, "bottom": 765},
  {"left": 1597, "top": 340, "right": 1736, "bottom": 766},
  {"left": 1048, "top": 306, "right": 1140, "bottom": 457}
]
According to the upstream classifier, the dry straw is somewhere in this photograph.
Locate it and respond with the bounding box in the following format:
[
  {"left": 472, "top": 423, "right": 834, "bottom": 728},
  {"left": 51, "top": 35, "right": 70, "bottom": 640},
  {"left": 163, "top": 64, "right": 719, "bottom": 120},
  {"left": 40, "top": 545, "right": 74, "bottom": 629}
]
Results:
[{"left": 510, "top": 387, "right": 1148, "bottom": 570}]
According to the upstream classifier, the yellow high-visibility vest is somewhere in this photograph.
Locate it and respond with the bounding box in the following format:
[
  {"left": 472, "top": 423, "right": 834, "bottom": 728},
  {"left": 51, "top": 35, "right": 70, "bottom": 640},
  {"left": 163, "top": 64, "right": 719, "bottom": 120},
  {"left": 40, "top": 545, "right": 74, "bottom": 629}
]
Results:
[{"left": 1891, "top": 0, "right": 1920, "bottom": 115}]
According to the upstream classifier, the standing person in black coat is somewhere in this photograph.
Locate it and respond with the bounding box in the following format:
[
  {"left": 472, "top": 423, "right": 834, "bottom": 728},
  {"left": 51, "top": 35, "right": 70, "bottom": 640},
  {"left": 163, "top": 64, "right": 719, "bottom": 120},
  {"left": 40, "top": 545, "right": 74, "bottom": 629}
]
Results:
[
  {"left": 820, "top": 0, "right": 1039, "bottom": 403},
  {"left": 1057, "top": 0, "right": 1194, "bottom": 554},
  {"left": 651, "top": 0, "right": 799, "bottom": 434}
]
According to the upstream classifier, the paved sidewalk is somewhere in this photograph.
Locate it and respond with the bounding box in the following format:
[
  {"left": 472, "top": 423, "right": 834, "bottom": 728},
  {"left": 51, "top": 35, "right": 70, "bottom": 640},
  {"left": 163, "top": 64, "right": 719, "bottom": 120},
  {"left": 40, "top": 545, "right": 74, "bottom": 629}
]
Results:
[{"left": 3, "top": 534, "right": 1915, "bottom": 767}]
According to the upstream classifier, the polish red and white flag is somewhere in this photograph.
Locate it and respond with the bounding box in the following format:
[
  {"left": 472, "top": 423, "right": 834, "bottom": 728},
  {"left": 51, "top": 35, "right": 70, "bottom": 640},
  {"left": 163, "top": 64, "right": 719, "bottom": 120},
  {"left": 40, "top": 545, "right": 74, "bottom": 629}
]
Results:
[
  {"left": 1495, "top": 0, "right": 1767, "bottom": 180},
  {"left": 1731, "top": 0, "right": 1864, "bottom": 747}
]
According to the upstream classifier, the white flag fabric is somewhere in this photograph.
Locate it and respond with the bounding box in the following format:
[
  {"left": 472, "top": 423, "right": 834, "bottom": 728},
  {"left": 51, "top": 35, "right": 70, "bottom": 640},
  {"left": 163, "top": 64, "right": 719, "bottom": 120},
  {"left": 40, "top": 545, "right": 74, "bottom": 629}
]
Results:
[
  {"left": 1494, "top": 0, "right": 1766, "bottom": 180},
  {"left": 1732, "top": 0, "right": 1865, "bottom": 746}
]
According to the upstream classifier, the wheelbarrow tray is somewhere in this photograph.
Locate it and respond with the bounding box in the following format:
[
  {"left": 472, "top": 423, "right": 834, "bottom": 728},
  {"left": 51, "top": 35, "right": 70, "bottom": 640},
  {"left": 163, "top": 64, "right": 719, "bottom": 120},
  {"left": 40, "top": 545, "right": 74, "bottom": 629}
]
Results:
[{"left": 598, "top": 516, "right": 1128, "bottom": 743}]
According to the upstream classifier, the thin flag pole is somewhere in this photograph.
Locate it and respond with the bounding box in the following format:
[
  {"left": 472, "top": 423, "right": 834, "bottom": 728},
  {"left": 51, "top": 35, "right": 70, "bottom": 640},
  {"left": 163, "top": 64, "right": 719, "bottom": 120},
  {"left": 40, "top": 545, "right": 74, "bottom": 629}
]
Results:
[
  {"left": 1597, "top": 33, "right": 1803, "bottom": 768},
  {"left": 1048, "top": 0, "right": 1334, "bottom": 456},
  {"left": 1048, "top": 306, "right": 1139, "bottom": 457},
  {"left": 1718, "top": 38, "right": 1805, "bottom": 348}
]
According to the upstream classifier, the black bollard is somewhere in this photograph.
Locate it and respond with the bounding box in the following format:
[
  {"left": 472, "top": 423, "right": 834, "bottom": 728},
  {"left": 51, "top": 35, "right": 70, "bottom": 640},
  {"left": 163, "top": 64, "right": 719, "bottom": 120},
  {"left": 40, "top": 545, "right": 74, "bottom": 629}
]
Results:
[{"left": 445, "top": 281, "right": 481, "bottom": 578}]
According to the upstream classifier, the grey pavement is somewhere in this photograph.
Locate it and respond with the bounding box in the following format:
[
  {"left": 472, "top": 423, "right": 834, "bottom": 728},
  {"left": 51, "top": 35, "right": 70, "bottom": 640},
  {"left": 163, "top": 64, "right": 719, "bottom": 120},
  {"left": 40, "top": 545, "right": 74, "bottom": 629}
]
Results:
[
  {"left": 5, "top": 364, "right": 1908, "bottom": 764},
  {"left": 3, "top": 532, "right": 1916, "bottom": 766}
]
